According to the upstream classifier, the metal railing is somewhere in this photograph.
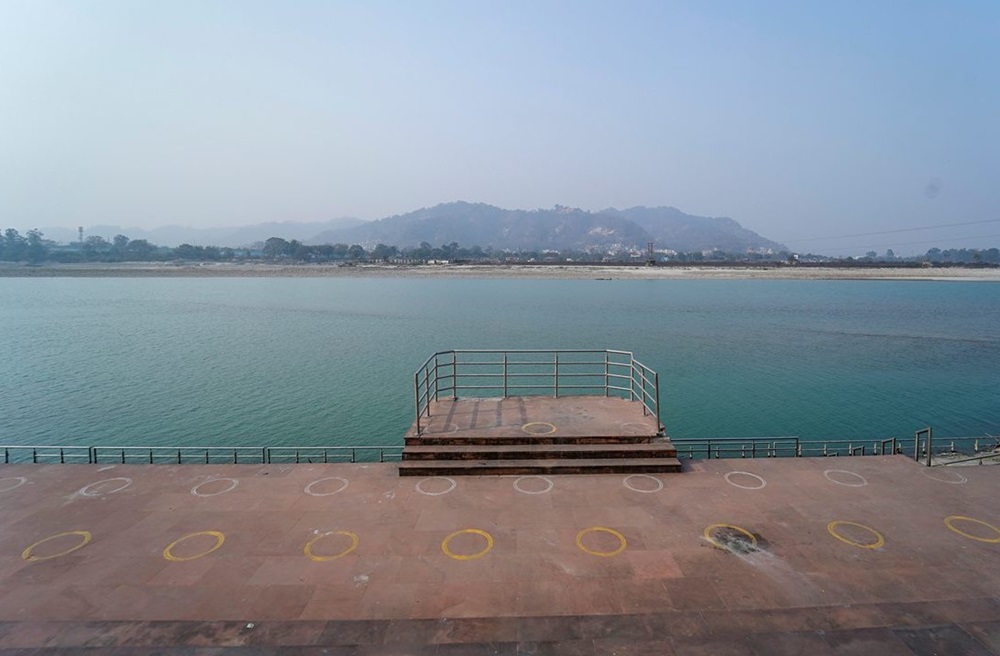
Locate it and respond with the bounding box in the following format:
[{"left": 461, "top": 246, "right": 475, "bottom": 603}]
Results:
[
  {"left": 670, "top": 436, "right": 900, "bottom": 460},
  {"left": 908, "top": 428, "right": 1000, "bottom": 467},
  {"left": 1, "top": 444, "right": 404, "bottom": 465},
  {"left": 414, "top": 349, "right": 663, "bottom": 436}
]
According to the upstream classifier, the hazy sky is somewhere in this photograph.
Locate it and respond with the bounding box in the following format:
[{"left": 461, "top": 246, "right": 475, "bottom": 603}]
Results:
[{"left": 1, "top": 1, "right": 997, "bottom": 254}]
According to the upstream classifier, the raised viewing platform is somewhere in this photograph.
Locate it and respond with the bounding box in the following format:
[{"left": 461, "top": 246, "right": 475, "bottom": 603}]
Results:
[{"left": 400, "top": 350, "right": 681, "bottom": 476}]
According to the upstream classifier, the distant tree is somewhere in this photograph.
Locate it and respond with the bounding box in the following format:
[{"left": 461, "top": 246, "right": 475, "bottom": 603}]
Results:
[
  {"left": 263, "top": 237, "right": 290, "bottom": 259},
  {"left": 347, "top": 244, "right": 366, "bottom": 260},
  {"left": 2, "top": 228, "right": 26, "bottom": 261},
  {"left": 175, "top": 243, "right": 204, "bottom": 260},
  {"left": 124, "top": 239, "right": 156, "bottom": 260},
  {"left": 25, "top": 229, "right": 47, "bottom": 263},
  {"left": 83, "top": 235, "right": 110, "bottom": 259},
  {"left": 371, "top": 243, "right": 398, "bottom": 261}
]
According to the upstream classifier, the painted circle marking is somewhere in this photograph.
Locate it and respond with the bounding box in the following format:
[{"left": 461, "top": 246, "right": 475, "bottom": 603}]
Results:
[
  {"left": 304, "top": 531, "right": 360, "bottom": 561},
  {"left": 21, "top": 531, "right": 92, "bottom": 561},
  {"left": 304, "top": 477, "right": 349, "bottom": 497},
  {"left": 724, "top": 471, "right": 767, "bottom": 490},
  {"left": 442, "top": 529, "right": 494, "bottom": 560},
  {"left": 623, "top": 474, "right": 663, "bottom": 493},
  {"left": 190, "top": 478, "right": 239, "bottom": 497},
  {"left": 827, "top": 521, "right": 885, "bottom": 549},
  {"left": 823, "top": 469, "right": 868, "bottom": 487},
  {"left": 703, "top": 524, "right": 758, "bottom": 551},
  {"left": 575, "top": 527, "right": 627, "bottom": 557},
  {"left": 513, "top": 476, "right": 554, "bottom": 495},
  {"left": 79, "top": 477, "right": 133, "bottom": 497},
  {"left": 163, "top": 531, "right": 226, "bottom": 561},
  {"left": 921, "top": 469, "right": 968, "bottom": 484},
  {"left": 436, "top": 423, "right": 459, "bottom": 433},
  {"left": 521, "top": 422, "right": 557, "bottom": 435},
  {"left": 416, "top": 477, "right": 456, "bottom": 496},
  {"left": 944, "top": 516, "right": 1000, "bottom": 544},
  {"left": 0, "top": 477, "right": 27, "bottom": 493}
]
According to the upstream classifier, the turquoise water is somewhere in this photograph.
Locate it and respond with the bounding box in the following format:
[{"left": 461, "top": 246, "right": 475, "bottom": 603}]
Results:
[{"left": 2, "top": 277, "right": 998, "bottom": 447}]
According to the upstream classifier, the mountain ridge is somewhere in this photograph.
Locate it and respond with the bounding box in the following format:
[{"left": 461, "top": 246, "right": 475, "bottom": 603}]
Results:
[
  {"left": 35, "top": 203, "right": 786, "bottom": 253},
  {"left": 310, "top": 202, "right": 786, "bottom": 253}
]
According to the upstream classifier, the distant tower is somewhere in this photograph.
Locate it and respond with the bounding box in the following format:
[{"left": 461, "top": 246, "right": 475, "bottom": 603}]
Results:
[
  {"left": 78, "top": 227, "right": 84, "bottom": 244},
  {"left": 646, "top": 241, "right": 655, "bottom": 266}
]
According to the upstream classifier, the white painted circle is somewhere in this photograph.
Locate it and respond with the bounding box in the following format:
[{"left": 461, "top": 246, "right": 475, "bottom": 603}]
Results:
[
  {"left": 823, "top": 469, "right": 868, "bottom": 487},
  {"left": 79, "top": 477, "right": 133, "bottom": 497},
  {"left": 415, "top": 477, "right": 456, "bottom": 496},
  {"left": 304, "top": 477, "right": 350, "bottom": 497},
  {"left": 623, "top": 474, "right": 663, "bottom": 493},
  {"left": 436, "top": 423, "right": 459, "bottom": 433},
  {"left": 724, "top": 471, "right": 767, "bottom": 490},
  {"left": 191, "top": 478, "right": 239, "bottom": 497},
  {"left": 921, "top": 468, "right": 968, "bottom": 485},
  {"left": 0, "top": 477, "right": 27, "bottom": 493},
  {"left": 513, "top": 476, "right": 554, "bottom": 495}
]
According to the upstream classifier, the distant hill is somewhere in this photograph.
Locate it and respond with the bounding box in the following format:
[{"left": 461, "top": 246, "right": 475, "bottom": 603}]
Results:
[
  {"left": 309, "top": 202, "right": 786, "bottom": 253},
  {"left": 600, "top": 206, "right": 787, "bottom": 253},
  {"left": 40, "top": 218, "right": 366, "bottom": 248},
  {"left": 36, "top": 203, "right": 785, "bottom": 253}
]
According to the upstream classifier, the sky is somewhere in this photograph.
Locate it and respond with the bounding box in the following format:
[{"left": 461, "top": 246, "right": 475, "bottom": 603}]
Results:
[{"left": 1, "top": 1, "right": 997, "bottom": 255}]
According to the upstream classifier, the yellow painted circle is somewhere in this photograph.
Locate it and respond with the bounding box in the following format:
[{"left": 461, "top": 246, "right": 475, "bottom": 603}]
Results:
[
  {"left": 703, "top": 524, "right": 758, "bottom": 550},
  {"left": 21, "top": 530, "right": 92, "bottom": 561},
  {"left": 944, "top": 516, "right": 1000, "bottom": 544},
  {"left": 441, "top": 529, "right": 494, "bottom": 560},
  {"left": 163, "top": 531, "right": 226, "bottom": 562},
  {"left": 304, "top": 531, "right": 360, "bottom": 561},
  {"left": 827, "top": 521, "right": 885, "bottom": 549},
  {"left": 521, "top": 422, "right": 557, "bottom": 435},
  {"left": 575, "top": 527, "right": 627, "bottom": 557}
]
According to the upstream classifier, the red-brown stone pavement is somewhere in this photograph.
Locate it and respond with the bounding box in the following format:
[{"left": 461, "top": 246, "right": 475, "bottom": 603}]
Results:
[{"left": 0, "top": 456, "right": 998, "bottom": 654}]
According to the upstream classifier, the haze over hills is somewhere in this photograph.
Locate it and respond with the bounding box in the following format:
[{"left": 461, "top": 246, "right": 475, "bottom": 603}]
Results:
[
  {"left": 310, "top": 202, "right": 787, "bottom": 253},
  {"left": 38, "top": 218, "right": 367, "bottom": 249},
  {"left": 39, "top": 203, "right": 786, "bottom": 253}
]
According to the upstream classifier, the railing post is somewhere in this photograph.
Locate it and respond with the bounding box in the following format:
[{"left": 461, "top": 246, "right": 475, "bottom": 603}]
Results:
[
  {"left": 424, "top": 367, "right": 431, "bottom": 410},
  {"left": 654, "top": 371, "right": 662, "bottom": 434},
  {"left": 554, "top": 352, "right": 559, "bottom": 398},
  {"left": 451, "top": 351, "right": 457, "bottom": 400},
  {"left": 503, "top": 353, "right": 508, "bottom": 398},
  {"left": 926, "top": 426, "right": 933, "bottom": 467},
  {"left": 604, "top": 352, "right": 610, "bottom": 397},
  {"left": 629, "top": 354, "right": 636, "bottom": 402},
  {"left": 414, "top": 372, "right": 421, "bottom": 436}
]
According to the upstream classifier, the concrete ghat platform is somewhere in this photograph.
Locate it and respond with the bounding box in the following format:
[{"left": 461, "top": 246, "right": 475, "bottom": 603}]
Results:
[{"left": 0, "top": 457, "right": 999, "bottom": 655}]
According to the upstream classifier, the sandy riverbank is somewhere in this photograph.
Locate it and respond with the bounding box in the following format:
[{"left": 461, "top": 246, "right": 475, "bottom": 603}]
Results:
[{"left": 2, "top": 261, "right": 999, "bottom": 281}]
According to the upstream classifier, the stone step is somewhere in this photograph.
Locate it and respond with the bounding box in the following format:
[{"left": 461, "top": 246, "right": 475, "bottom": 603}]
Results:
[
  {"left": 404, "top": 434, "right": 660, "bottom": 446},
  {"left": 402, "top": 442, "right": 677, "bottom": 461},
  {"left": 397, "top": 457, "right": 684, "bottom": 476}
]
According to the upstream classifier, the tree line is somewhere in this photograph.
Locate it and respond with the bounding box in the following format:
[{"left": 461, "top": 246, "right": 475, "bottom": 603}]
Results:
[{"left": 1, "top": 227, "right": 998, "bottom": 266}]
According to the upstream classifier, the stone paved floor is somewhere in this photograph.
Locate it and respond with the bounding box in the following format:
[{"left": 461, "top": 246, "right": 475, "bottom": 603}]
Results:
[{"left": 0, "top": 456, "right": 998, "bottom": 654}]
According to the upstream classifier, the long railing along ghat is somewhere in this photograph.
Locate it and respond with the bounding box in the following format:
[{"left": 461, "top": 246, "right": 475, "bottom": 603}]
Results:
[
  {"left": 413, "top": 349, "right": 663, "bottom": 437},
  {"left": 1, "top": 445, "right": 404, "bottom": 465},
  {"left": 670, "top": 437, "right": 900, "bottom": 459}
]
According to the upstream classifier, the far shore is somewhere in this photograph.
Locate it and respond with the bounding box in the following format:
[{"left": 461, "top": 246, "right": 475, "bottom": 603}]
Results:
[{"left": 2, "top": 261, "right": 999, "bottom": 281}]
